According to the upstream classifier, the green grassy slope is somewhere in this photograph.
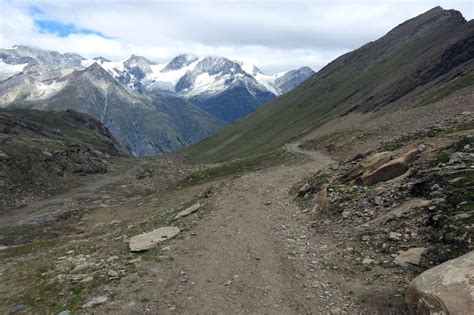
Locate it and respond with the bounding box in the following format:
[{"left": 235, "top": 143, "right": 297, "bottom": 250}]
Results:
[{"left": 182, "top": 7, "right": 473, "bottom": 163}]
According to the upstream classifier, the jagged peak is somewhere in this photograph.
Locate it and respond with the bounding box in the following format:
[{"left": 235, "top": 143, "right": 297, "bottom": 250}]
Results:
[
  {"left": 125, "top": 54, "right": 154, "bottom": 65},
  {"left": 93, "top": 56, "right": 111, "bottom": 63},
  {"left": 385, "top": 6, "right": 466, "bottom": 40},
  {"left": 162, "top": 54, "right": 198, "bottom": 71}
]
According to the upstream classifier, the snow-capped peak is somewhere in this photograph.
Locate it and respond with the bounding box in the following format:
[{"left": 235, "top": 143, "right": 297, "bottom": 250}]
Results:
[{"left": 237, "top": 61, "right": 263, "bottom": 77}]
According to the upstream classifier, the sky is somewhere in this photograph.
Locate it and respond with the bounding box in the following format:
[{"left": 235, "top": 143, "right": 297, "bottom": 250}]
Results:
[{"left": 0, "top": 0, "right": 472, "bottom": 73}]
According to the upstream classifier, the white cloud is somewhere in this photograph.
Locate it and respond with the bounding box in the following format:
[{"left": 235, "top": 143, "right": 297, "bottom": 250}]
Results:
[{"left": 1, "top": 0, "right": 472, "bottom": 73}]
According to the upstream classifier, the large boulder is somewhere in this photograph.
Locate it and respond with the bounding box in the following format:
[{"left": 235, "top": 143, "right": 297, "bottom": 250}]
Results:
[
  {"left": 338, "top": 151, "right": 393, "bottom": 184},
  {"left": 129, "top": 226, "right": 180, "bottom": 252},
  {"left": 358, "top": 148, "right": 418, "bottom": 185},
  {"left": 405, "top": 251, "right": 474, "bottom": 314},
  {"left": 340, "top": 147, "right": 419, "bottom": 186}
]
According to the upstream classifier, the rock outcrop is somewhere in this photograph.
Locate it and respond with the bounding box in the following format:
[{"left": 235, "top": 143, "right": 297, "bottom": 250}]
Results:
[{"left": 339, "top": 148, "right": 420, "bottom": 185}]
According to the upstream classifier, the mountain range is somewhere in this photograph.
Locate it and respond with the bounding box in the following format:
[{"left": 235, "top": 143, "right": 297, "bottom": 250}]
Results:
[{"left": 0, "top": 46, "right": 314, "bottom": 155}]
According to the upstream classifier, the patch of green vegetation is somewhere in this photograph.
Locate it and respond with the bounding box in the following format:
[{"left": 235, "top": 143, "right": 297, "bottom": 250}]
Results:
[
  {"left": 445, "top": 171, "right": 474, "bottom": 213},
  {"left": 178, "top": 149, "right": 305, "bottom": 187},
  {"left": 383, "top": 122, "right": 474, "bottom": 151},
  {"left": 1, "top": 253, "right": 106, "bottom": 313},
  {"left": 301, "top": 129, "right": 381, "bottom": 151},
  {"left": 431, "top": 151, "right": 450, "bottom": 166},
  {"left": 412, "top": 72, "right": 474, "bottom": 108},
  {"left": 452, "top": 136, "right": 473, "bottom": 151},
  {"left": 3, "top": 239, "right": 60, "bottom": 258},
  {"left": 311, "top": 173, "right": 331, "bottom": 189}
]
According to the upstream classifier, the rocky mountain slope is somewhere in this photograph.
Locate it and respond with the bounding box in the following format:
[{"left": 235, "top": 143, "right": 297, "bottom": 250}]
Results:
[
  {"left": 182, "top": 7, "right": 473, "bottom": 162},
  {"left": 6, "top": 62, "right": 226, "bottom": 156},
  {"left": 0, "top": 108, "right": 129, "bottom": 213}
]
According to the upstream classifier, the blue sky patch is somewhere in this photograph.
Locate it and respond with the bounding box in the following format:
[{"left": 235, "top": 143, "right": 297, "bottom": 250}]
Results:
[
  {"left": 28, "top": 5, "right": 43, "bottom": 16},
  {"left": 34, "top": 19, "right": 110, "bottom": 38}
]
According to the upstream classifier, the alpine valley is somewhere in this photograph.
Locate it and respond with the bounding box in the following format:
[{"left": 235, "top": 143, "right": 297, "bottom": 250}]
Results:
[
  {"left": 1, "top": 6, "right": 473, "bottom": 315},
  {"left": 0, "top": 46, "right": 314, "bottom": 155}
]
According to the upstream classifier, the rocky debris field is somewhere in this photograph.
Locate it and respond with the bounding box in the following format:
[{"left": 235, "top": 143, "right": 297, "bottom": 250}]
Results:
[{"left": 294, "top": 118, "right": 473, "bottom": 313}]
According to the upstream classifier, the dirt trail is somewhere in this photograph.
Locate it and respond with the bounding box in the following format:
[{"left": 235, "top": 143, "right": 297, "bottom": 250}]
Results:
[
  {"left": 1, "top": 145, "right": 408, "bottom": 313},
  {"left": 0, "top": 168, "right": 134, "bottom": 225},
  {"left": 284, "top": 142, "right": 327, "bottom": 161},
  {"left": 98, "top": 151, "right": 381, "bottom": 314}
]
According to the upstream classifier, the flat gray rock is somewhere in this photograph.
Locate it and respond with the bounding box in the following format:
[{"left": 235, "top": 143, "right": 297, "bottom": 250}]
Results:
[
  {"left": 394, "top": 247, "right": 426, "bottom": 267},
  {"left": 129, "top": 226, "right": 180, "bottom": 252},
  {"left": 174, "top": 202, "right": 201, "bottom": 220}
]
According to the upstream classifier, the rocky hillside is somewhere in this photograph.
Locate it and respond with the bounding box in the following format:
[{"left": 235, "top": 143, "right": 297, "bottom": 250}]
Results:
[
  {"left": 0, "top": 108, "right": 129, "bottom": 213},
  {"left": 183, "top": 7, "right": 473, "bottom": 162}
]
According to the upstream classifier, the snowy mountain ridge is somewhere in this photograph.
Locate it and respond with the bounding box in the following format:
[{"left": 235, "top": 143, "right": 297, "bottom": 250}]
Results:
[
  {"left": 81, "top": 53, "right": 313, "bottom": 98},
  {"left": 0, "top": 46, "right": 315, "bottom": 122}
]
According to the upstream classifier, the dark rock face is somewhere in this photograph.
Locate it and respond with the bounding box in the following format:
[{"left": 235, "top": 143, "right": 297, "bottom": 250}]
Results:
[
  {"left": 163, "top": 54, "right": 198, "bottom": 72},
  {"left": 191, "top": 79, "right": 276, "bottom": 122},
  {"left": 274, "top": 67, "right": 315, "bottom": 94}
]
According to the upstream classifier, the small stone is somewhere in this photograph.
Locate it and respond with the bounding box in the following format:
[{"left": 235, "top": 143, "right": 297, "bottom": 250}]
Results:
[
  {"left": 174, "top": 202, "right": 201, "bottom": 220},
  {"left": 394, "top": 248, "right": 427, "bottom": 267},
  {"left": 454, "top": 212, "right": 471, "bottom": 220},
  {"left": 361, "top": 235, "right": 370, "bottom": 242},
  {"left": 128, "top": 258, "right": 142, "bottom": 264},
  {"left": 82, "top": 296, "right": 108, "bottom": 308},
  {"left": 298, "top": 183, "right": 311, "bottom": 196},
  {"left": 417, "top": 144, "right": 426, "bottom": 153},
  {"left": 80, "top": 276, "right": 94, "bottom": 283},
  {"left": 107, "top": 269, "right": 119, "bottom": 278},
  {"left": 362, "top": 257, "right": 375, "bottom": 266},
  {"left": 389, "top": 232, "right": 402, "bottom": 241},
  {"left": 72, "top": 263, "right": 92, "bottom": 273},
  {"left": 9, "top": 304, "right": 30, "bottom": 314},
  {"left": 58, "top": 311, "right": 71, "bottom": 315},
  {"left": 106, "top": 256, "right": 119, "bottom": 263}
]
